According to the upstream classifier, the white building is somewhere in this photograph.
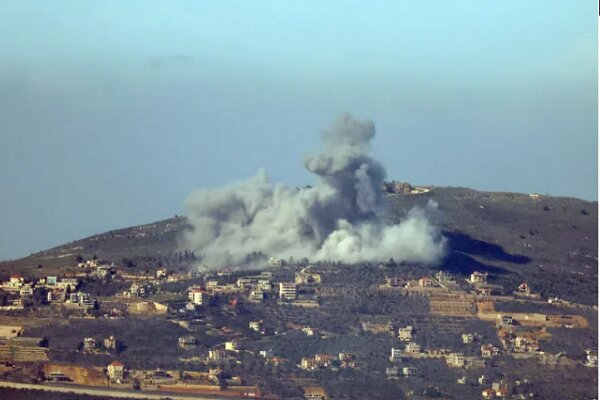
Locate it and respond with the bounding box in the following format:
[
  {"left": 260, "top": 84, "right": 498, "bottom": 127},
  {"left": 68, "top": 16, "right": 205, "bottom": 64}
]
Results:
[
  {"left": 188, "top": 287, "right": 209, "bottom": 305},
  {"left": 279, "top": 282, "right": 297, "bottom": 300},
  {"left": 390, "top": 347, "right": 403, "bottom": 362},
  {"left": 398, "top": 326, "right": 413, "bottom": 341}
]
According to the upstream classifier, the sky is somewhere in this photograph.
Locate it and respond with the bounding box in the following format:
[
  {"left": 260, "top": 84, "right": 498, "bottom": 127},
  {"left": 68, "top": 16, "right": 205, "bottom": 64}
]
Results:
[{"left": 0, "top": 1, "right": 597, "bottom": 260}]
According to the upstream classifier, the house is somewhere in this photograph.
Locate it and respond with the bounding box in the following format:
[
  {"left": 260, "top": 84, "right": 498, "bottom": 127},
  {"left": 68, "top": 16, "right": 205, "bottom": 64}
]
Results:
[
  {"left": 268, "top": 257, "right": 283, "bottom": 267},
  {"left": 402, "top": 367, "right": 418, "bottom": 377},
  {"left": 499, "top": 315, "right": 513, "bottom": 328},
  {"left": 314, "top": 354, "right": 335, "bottom": 367},
  {"left": 478, "top": 375, "right": 488, "bottom": 386},
  {"left": 447, "top": 353, "right": 465, "bottom": 367},
  {"left": 104, "top": 335, "right": 118, "bottom": 351},
  {"left": 303, "top": 386, "right": 329, "bottom": 400},
  {"left": 107, "top": 361, "right": 124, "bottom": 382},
  {"left": 469, "top": 271, "right": 487, "bottom": 284},
  {"left": 249, "top": 320, "right": 263, "bottom": 332},
  {"left": 482, "top": 388, "right": 495, "bottom": 399},
  {"left": 457, "top": 376, "right": 467, "bottom": 384},
  {"left": 418, "top": 277, "right": 434, "bottom": 287},
  {"left": 279, "top": 282, "right": 297, "bottom": 300},
  {"left": 405, "top": 342, "right": 421, "bottom": 353},
  {"left": 208, "top": 349, "right": 227, "bottom": 363},
  {"left": 398, "top": 326, "right": 413, "bottom": 341},
  {"left": 585, "top": 349, "right": 598, "bottom": 367},
  {"left": 19, "top": 285, "right": 34, "bottom": 296},
  {"left": 248, "top": 289, "right": 265, "bottom": 302},
  {"left": 83, "top": 337, "right": 97, "bottom": 351},
  {"left": 188, "top": 287, "right": 209, "bottom": 305},
  {"left": 480, "top": 344, "right": 500, "bottom": 358},
  {"left": 386, "top": 366, "right": 399, "bottom": 379},
  {"left": 156, "top": 268, "right": 168, "bottom": 279},
  {"left": 516, "top": 282, "right": 531, "bottom": 296},
  {"left": 462, "top": 333, "right": 474, "bottom": 344},
  {"left": 338, "top": 353, "right": 356, "bottom": 368},
  {"left": 390, "top": 347, "right": 403, "bottom": 362},
  {"left": 301, "top": 357, "right": 318, "bottom": 370},
  {"left": 295, "top": 267, "right": 322, "bottom": 285},
  {"left": 225, "top": 341, "right": 238, "bottom": 351},
  {"left": 302, "top": 327, "right": 316, "bottom": 336},
  {"left": 178, "top": 336, "right": 196, "bottom": 349},
  {"left": 47, "top": 289, "right": 65, "bottom": 303},
  {"left": 476, "top": 286, "right": 493, "bottom": 296},
  {"left": 9, "top": 275, "right": 25, "bottom": 287}
]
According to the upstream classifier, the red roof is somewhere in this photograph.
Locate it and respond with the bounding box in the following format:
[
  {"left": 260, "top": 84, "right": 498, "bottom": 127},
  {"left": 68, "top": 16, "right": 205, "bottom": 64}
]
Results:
[{"left": 109, "top": 361, "right": 124, "bottom": 367}]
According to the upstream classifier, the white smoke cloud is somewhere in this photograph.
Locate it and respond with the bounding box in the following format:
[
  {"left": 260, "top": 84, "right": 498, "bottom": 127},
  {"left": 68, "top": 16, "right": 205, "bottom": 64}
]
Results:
[{"left": 182, "top": 113, "right": 446, "bottom": 267}]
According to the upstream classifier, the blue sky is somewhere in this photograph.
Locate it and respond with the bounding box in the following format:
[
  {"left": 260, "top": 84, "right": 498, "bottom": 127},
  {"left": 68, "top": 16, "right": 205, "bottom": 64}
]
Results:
[{"left": 0, "top": 1, "right": 597, "bottom": 260}]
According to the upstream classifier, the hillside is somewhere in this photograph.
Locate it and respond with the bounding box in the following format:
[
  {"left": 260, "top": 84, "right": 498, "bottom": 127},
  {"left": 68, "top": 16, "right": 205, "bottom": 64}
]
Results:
[{"left": 1, "top": 186, "right": 597, "bottom": 304}]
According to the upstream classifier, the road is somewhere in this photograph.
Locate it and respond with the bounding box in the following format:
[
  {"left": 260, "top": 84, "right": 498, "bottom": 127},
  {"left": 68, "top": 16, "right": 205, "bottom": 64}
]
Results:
[{"left": 0, "top": 380, "right": 232, "bottom": 400}]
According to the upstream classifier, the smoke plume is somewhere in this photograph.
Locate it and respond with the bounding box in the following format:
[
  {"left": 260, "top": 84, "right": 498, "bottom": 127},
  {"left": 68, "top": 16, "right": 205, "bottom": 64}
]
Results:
[{"left": 182, "top": 113, "right": 446, "bottom": 267}]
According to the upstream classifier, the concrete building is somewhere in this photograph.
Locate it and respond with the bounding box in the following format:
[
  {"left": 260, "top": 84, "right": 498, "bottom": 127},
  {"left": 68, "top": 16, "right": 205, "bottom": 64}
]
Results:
[
  {"left": 279, "top": 282, "right": 297, "bottom": 300},
  {"left": 405, "top": 342, "right": 421, "bottom": 353},
  {"left": 469, "top": 271, "right": 488, "bottom": 284},
  {"left": 390, "top": 347, "right": 403, "bottom": 362},
  {"left": 447, "top": 353, "right": 465, "bottom": 367},
  {"left": 398, "top": 326, "right": 413, "bottom": 341},
  {"left": 462, "top": 333, "right": 474, "bottom": 344},
  {"left": 107, "top": 361, "right": 124, "bottom": 382},
  {"left": 188, "top": 287, "right": 209, "bottom": 306}
]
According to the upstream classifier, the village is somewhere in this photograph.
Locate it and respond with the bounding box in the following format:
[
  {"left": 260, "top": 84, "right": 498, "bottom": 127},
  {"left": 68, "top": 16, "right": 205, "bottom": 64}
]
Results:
[{"left": 0, "top": 255, "right": 596, "bottom": 400}]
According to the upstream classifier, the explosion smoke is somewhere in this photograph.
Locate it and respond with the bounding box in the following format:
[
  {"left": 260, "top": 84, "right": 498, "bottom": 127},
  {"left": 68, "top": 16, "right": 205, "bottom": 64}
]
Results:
[{"left": 182, "top": 113, "right": 446, "bottom": 267}]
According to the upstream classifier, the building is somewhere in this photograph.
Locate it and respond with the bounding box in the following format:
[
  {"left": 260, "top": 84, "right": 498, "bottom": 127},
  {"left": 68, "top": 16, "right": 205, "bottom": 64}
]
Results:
[
  {"left": 225, "top": 341, "right": 238, "bottom": 351},
  {"left": 478, "top": 375, "right": 488, "bottom": 386},
  {"left": 516, "top": 282, "right": 531, "bottom": 296},
  {"left": 188, "top": 287, "right": 209, "bottom": 306},
  {"left": 398, "top": 326, "right": 413, "bottom": 341},
  {"left": 178, "top": 336, "right": 196, "bottom": 349},
  {"left": 402, "top": 367, "right": 418, "bottom": 377},
  {"left": 268, "top": 257, "right": 283, "bottom": 267},
  {"left": 302, "top": 327, "right": 316, "bottom": 336},
  {"left": 301, "top": 357, "right": 318, "bottom": 370},
  {"left": 295, "top": 267, "right": 322, "bottom": 285},
  {"left": 405, "top": 342, "right": 421, "bottom": 353},
  {"left": 249, "top": 320, "right": 263, "bottom": 332},
  {"left": 386, "top": 366, "right": 399, "bottom": 379},
  {"left": 447, "top": 353, "right": 465, "bottom": 367},
  {"left": 462, "top": 333, "right": 474, "bottom": 344},
  {"left": 248, "top": 289, "right": 265, "bottom": 302},
  {"left": 107, "top": 361, "right": 124, "bottom": 382},
  {"left": 499, "top": 315, "right": 513, "bottom": 328},
  {"left": 418, "top": 277, "right": 434, "bottom": 287},
  {"left": 584, "top": 349, "right": 598, "bottom": 367},
  {"left": 279, "top": 282, "right": 297, "bottom": 300},
  {"left": 83, "top": 337, "right": 97, "bottom": 351},
  {"left": 104, "top": 335, "right": 118, "bottom": 351},
  {"left": 156, "top": 267, "right": 168, "bottom": 279},
  {"left": 469, "top": 271, "right": 487, "bottom": 284},
  {"left": 481, "top": 344, "right": 501, "bottom": 358},
  {"left": 303, "top": 386, "right": 329, "bottom": 400},
  {"left": 390, "top": 347, "right": 403, "bottom": 362},
  {"left": 208, "top": 349, "right": 227, "bottom": 363}
]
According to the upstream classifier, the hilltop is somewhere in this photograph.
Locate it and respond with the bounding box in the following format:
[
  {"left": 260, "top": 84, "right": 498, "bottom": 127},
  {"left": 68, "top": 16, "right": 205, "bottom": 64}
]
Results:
[{"left": 1, "top": 186, "right": 597, "bottom": 304}]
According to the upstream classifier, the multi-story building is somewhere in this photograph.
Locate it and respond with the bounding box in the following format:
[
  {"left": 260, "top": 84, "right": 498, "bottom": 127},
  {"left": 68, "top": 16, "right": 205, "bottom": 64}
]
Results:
[
  {"left": 447, "top": 352, "right": 465, "bottom": 367},
  {"left": 188, "top": 287, "right": 209, "bottom": 306},
  {"left": 279, "top": 282, "right": 297, "bottom": 300},
  {"left": 405, "top": 342, "right": 421, "bottom": 353},
  {"left": 107, "top": 361, "right": 124, "bottom": 382}
]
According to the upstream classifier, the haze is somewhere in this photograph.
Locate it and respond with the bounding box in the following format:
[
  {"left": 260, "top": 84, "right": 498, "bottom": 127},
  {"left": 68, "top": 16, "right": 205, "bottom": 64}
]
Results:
[{"left": 0, "top": 1, "right": 597, "bottom": 260}]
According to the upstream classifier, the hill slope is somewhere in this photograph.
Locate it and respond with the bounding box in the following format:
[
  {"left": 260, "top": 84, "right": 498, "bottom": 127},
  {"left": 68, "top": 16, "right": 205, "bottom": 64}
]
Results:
[{"left": 1, "top": 186, "right": 597, "bottom": 304}]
